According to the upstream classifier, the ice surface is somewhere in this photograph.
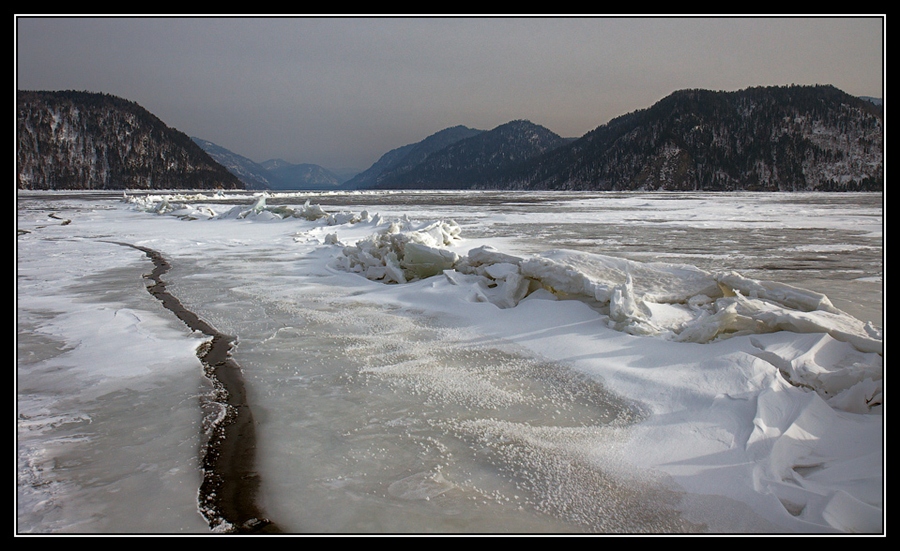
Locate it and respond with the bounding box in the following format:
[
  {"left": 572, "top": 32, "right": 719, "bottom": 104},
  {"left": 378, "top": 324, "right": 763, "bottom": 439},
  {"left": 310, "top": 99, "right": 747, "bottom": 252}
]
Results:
[
  {"left": 17, "top": 190, "right": 883, "bottom": 534},
  {"left": 17, "top": 232, "right": 211, "bottom": 533}
]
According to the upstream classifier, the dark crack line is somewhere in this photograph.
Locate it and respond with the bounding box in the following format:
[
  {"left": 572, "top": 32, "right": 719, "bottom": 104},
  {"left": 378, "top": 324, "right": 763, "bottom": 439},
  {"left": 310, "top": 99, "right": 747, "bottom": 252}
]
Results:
[
  {"left": 48, "top": 212, "right": 72, "bottom": 225},
  {"left": 108, "top": 241, "right": 280, "bottom": 534}
]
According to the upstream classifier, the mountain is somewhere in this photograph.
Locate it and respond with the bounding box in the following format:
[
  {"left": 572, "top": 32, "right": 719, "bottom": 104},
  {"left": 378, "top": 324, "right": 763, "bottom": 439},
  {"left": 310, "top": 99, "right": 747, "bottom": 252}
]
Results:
[
  {"left": 260, "top": 160, "right": 342, "bottom": 190},
  {"left": 342, "top": 125, "right": 484, "bottom": 189},
  {"left": 859, "top": 96, "right": 883, "bottom": 106},
  {"left": 191, "top": 137, "right": 276, "bottom": 190},
  {"left": 344, "top": 85, "right": 881, "bottom": 192},
  {"left": 371, "top": 120, "right": 570, "bottom": 189},
  {"left": 17, "top": 90, "right": 243, "bottom": 190},
  {"left": 192, "top": 140, "right": 343, "bottom": 190},
  {"left": 259, "top": 159, "right": 293, "bottom": 171},
  {"left": 20, "top": 85, "right": 881, "bottom": 193},
  {"left": 497, "top": 85, "right": 883, "bottom": 191},
  {"left": 328, "top": 167, "right": 363, "bottom": 185}
]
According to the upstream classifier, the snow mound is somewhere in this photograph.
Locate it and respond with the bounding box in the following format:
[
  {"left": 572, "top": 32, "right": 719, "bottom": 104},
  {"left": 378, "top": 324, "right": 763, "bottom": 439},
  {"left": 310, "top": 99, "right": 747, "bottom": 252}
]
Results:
[
  {"left": 336, "top": 218, "right": 462, "bottom": 284},
  {"left": 746, "top": 384, "right": 882, "bottom": 532},
  {"left": 335, "top": 230, "right": 882, "bottom": 415},
  {"left": 124, "top": 193, "right": 371, "bottom": 225}
]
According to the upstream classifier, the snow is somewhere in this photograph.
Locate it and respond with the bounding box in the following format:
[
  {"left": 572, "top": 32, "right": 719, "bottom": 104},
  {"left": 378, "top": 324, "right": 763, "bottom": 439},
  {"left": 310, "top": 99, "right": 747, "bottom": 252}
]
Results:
[{"left": 16, "top": 190, "right": 883, "bottom": 534}]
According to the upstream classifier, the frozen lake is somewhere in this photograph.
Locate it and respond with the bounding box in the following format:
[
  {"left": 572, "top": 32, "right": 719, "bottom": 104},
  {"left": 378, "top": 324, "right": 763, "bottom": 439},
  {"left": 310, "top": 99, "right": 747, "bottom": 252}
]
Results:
[{"left": 16, "top": 190, "right": 883, "bottom": 534}]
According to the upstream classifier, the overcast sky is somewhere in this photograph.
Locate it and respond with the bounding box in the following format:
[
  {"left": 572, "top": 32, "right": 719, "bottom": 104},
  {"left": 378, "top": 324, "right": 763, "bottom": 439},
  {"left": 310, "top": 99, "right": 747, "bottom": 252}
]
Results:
[{"left": 15, "top": 16, "right": 885, "bottom": 174}]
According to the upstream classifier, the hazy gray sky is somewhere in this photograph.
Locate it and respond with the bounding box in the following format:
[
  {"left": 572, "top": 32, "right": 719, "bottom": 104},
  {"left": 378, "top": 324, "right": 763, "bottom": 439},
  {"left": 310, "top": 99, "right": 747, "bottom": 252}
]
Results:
[{"left": 15, "top": 16, "right": 884, "bottom": 173}]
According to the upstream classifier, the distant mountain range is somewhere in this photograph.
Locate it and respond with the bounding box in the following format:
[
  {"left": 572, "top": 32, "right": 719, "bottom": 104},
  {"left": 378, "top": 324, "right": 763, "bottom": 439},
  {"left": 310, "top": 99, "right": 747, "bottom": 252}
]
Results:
[
  {"left": 258, "top": 159, "right": 342, "bottom": 190},
  {"left": 859, "top": 96, "right": 883, "bottom": 106},
  {"left": 191, "top": 138, "right": 343, "bottom": 190},
  {"left": 17, "top": 85, "right": 883, "bottom": 192},
  {"left": 189, "top": 137, "right": 278, "bottom": 190}
]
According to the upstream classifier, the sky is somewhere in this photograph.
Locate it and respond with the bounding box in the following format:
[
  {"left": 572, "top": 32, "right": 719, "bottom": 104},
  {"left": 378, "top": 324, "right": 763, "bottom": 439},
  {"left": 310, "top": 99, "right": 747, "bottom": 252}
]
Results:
[{"left": 15, "top": 16, "right": 885, "bottom": 174}]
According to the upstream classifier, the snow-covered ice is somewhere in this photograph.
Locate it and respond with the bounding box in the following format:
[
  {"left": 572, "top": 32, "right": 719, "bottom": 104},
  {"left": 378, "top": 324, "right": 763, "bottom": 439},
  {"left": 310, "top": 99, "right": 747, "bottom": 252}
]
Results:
[{"left": 17, "top": 190, "right": 883, "bottom": 534}]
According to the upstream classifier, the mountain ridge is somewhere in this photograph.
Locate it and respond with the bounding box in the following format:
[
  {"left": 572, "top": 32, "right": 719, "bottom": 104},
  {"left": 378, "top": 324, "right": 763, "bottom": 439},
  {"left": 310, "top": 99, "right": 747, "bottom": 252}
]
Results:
[
  {"left": 191, "top": 137, "right": 276, "bottom": 190},
  {"left": 17, "top": 85, "right": 883, "bottom": 192},
  {"left": 17, "top": 90, "right": 243, "bottom": 190},
  {"left": 372, "top": 119, "right": 571, "bottom": 189},
  {"left": 494, "top": 85, "right": 883, "bottom": 191},
  {"left": 342, "top": 125, "right": 484, "bottom": 189},
  {"left": 261, "top": 160, "right": 342, "bottom": 190},
  {"left": 190, "top": 142, "right": 345, "bottom": 191},
  {"left": 339, "top": 85, "right": 882, "bottom": 192}
]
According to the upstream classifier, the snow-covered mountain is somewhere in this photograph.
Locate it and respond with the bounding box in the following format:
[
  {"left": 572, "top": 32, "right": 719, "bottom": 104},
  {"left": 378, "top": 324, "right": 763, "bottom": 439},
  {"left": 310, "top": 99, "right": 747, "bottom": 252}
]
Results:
[
  {"left": 496, "top": 85, "right": 884, "bottom": 191},
  {"left": 18, "top": 86, "right": 883, "bottom": 193},
  {"left": 17, "top": 90, "right": 243, "bottom": 190},
  {"left": 342, "top": 85, "right": 882, "bottom": 192}
]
